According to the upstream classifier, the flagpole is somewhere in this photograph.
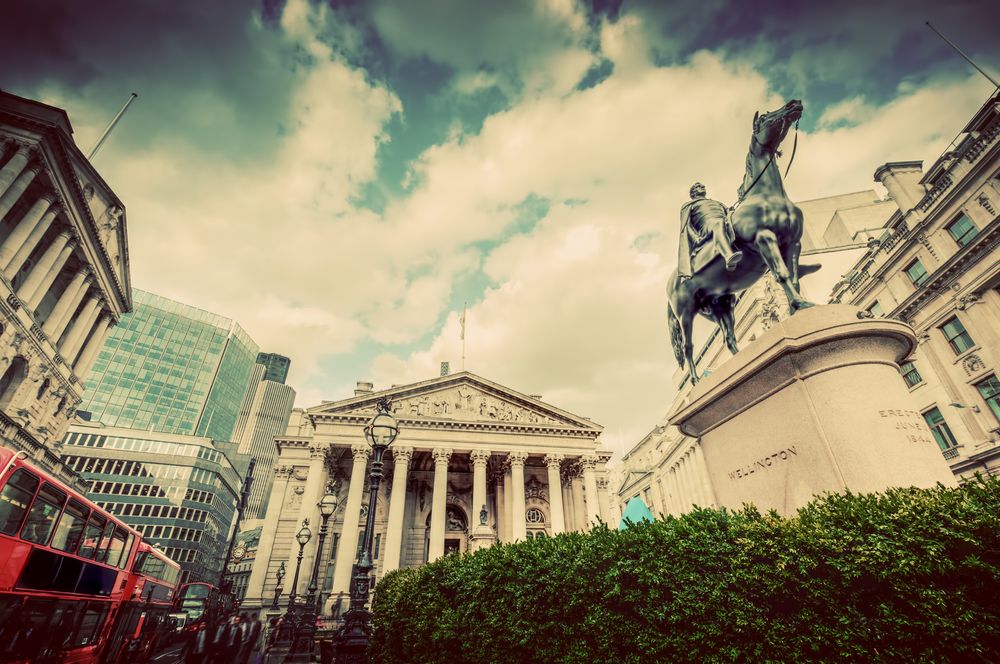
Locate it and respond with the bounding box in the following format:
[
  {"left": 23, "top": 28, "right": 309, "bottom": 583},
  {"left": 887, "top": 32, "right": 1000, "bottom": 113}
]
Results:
[
  {"left": 87, "top": 92, "right": 139, "bottom": 161},
  {"left": 460, "top": 303, "right": 467, "bottom": 371},
  {"left": 925, "top": 21, "right": 999, "bottom": 88}
]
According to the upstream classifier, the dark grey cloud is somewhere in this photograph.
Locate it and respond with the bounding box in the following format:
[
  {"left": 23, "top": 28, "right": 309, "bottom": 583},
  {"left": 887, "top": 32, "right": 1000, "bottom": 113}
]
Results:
[{"left": 1, "top": 0, "right": 298, "bottom": 161}]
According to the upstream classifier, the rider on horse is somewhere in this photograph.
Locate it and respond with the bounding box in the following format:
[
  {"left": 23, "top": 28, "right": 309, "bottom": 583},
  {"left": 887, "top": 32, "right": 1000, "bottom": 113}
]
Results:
[{"left": 677, "top": 182, "right": 743, "bottom": 279}]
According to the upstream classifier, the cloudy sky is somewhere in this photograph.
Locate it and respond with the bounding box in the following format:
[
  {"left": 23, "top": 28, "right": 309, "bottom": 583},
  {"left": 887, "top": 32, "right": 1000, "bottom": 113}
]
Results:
[{"left": 5, "top": 0, "right": 998, "bottom": 455}]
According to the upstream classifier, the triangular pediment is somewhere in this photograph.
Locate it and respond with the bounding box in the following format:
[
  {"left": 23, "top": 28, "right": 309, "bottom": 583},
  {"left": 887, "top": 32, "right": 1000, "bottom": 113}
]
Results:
[
  {"left": 308, "top": 372, "right": 601, "bottom": 431},
  {"left": 619, "top": 470, "right": 652, "bottom": 495}
]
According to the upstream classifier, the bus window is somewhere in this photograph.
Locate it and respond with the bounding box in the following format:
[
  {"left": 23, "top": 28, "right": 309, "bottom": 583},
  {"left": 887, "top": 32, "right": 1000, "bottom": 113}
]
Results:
[
  {"left": 105, "top": 526, "right": 127, "bottom": 567},
  {"left": 0, "top": 468, "right": 39, "bottom": 535},
  {"left": 95, "top": 521, "right": 115, "bottom": 563},
  {"left": 20, "top": 482, "right": 67, "bottom": 545},
  {"left": 120, "top": 532, "right": 136, "bottom": 569},
  {"left": 72, "top": 601, "right": 108, "bottom": 647},
  {"left": 50, "top": 499, "right": 89, "bottom": 553},
  {"left": 78, "top": 515, "right": 107, "bottom": 559}
]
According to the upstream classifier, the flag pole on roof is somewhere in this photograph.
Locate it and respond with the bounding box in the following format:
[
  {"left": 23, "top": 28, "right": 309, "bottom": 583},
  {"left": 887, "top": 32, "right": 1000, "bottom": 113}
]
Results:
[{"left": 87, "top": 92, "right": 139, "bottom": 161}]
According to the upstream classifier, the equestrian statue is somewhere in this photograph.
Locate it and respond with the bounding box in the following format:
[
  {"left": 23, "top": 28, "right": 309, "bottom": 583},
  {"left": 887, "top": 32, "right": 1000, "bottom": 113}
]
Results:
[{"left": 667, "top": 99, "right": 821, "bottom": 386}]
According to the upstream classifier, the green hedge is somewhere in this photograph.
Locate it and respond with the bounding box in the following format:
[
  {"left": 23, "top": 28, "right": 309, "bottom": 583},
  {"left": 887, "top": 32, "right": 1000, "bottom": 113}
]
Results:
[{"left": 370, "top": 480, "right": 1000, "bottom": 663}]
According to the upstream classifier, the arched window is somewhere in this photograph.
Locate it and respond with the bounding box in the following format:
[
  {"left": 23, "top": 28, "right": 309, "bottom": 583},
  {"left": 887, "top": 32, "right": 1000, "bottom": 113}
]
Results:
[
  {"left": 525, "top": 507, "right": 545, "bottom": 525},
  {"left": 0, "top": 356, "right": 28, "bottom": 410}
]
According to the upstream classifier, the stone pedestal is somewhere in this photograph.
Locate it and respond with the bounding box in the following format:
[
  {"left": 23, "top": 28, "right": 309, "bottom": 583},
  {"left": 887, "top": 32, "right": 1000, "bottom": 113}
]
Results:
[
  {"left": 469, "top": 525, "right": 496, "bottom": 552},
  {"left": 668, "top": 305, "right": 957, "bottom": 516}
]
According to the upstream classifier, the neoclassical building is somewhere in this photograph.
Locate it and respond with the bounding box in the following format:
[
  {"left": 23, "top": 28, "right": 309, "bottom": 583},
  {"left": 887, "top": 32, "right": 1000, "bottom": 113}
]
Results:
[
  {"left": 243, "top": 372, "right": 611, "bottom": 616},
  {"left": 0, "top": 91, "right": 131, "bottom": 484}
]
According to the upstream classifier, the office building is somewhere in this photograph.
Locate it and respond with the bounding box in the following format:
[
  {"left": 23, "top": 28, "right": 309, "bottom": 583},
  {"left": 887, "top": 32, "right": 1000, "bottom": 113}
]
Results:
[
  {"left": 255, "top": 352, "right": 290, "bottom": 385},
  {"left": 79, "top": 289, "right": 259, "bottom": 442},
  {"left": 231, "top": 361, "right": 296, "bottom": 519},
  {"left": 0, "top": 91, "right": 132, "bottom": 485},
  {"left": 61, "top": 420, "right": 243, "bottom": 583}
]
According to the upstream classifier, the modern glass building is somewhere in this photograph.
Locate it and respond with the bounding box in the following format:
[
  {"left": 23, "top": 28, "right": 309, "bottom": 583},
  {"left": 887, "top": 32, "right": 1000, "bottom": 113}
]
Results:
[
  {"left": 255, "top": 352, "right": 290, "bottom": 385},
  {"left": 61, "top": 422, "right": 243, "bottom": 584},
  {"left": 79, "top": 289, "right": 259, "bottom": 442}
]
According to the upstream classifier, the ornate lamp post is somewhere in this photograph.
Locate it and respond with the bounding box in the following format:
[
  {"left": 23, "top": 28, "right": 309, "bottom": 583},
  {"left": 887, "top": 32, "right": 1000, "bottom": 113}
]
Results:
[
  {"left": 336, "top": 397, "right": 398, "bottom": 663},
  {"left": 286, "top": 487, "right": 339, "bottom": 662},
  {"left": 280, "top": 520, "right": 312, "bottom": 642},
  {"left": 271, "top": 562, "right": 286, "bottom": 610}
]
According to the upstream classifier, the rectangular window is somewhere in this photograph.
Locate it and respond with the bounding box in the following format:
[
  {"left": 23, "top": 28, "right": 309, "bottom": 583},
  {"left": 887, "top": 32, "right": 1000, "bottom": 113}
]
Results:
[
  {"left": 946, "top": 213, "right": 978, "bottom": 247},
  {"left": 867, "top": 301, "right": 885, "bottom": 318},
  {"left": 941, "top": 317, "right": 974, "bottom": 355},
  {"left": 923, "top": 408, "right": 958, "bottom": 451},
  {"left": 900, "top": 362, "right": 922, "bottom": 388},
  {"left": 0, "top": 469, "right": 40, "bottom": 536},
  {"left": 976, "top": 375, "right": 1000, "bottom": 423},
  {"left": 50, "top": 499, "right": 89, "bottom": 554},
  {"left": 20, "top": 483, "right": 67, "bottom": 546},
  {"left": 904, "top": 258, "right": 929, "bottom": 286}
]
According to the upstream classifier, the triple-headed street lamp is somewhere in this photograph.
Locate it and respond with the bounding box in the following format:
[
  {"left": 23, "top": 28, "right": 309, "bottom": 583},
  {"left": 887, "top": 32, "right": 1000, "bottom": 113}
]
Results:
[
  {"left": 271, "top": 561, "right": 286, "bottom": 610},
  {"left": 336, "top": 397, "right": 399, "bottom": 663},
  {"left": 286, "top": 486, "right": 339, "bottom": 662}
]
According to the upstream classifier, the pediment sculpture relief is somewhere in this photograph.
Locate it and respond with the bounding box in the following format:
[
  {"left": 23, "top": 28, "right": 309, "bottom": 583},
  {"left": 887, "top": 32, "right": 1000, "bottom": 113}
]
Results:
[{"left": 349, "top": 386, "right": 562, "bottom": 425}]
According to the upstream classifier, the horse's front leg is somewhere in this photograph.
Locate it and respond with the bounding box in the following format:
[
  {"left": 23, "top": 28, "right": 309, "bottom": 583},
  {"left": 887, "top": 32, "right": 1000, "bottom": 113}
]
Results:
[
  {"left": 710, "top": 295, "right": 739, "bottom": 355},
  {"left": 755, "top": 229, "right": 811, "bottom": 313}
]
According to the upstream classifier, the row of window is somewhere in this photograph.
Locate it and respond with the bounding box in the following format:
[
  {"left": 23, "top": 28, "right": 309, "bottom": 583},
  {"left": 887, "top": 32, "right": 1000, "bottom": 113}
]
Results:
[
  {"left": 159, "top": 545, "right": 198, "bottom": 564},
  {"left": 0, "top": 597, "right": 109, "bottom": 660},
  {"left": 64, "top": 455, "right": 221, "bottom": 488},
  {"left": 96, "top": 499, "right": 209, "bottom": 524},
  {"left": 64, "top": 432, "right": 226, "bottom": 465},
  {"left": 902, "top": 213, "right": 980, "bottom": 288},
  {"left": 0, "top": 468, "right": 134, "bottom": 569},
  {"left": 907, "top": 379, "right": 1000, "bottom": 452},
  {"left": 129, "top": 521, "right": 203, "bottom": 544}
]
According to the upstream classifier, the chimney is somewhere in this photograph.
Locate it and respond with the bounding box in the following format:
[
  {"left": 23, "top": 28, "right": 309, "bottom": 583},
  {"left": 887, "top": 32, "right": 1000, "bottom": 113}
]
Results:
[
  {"left": 354, "top": 381, "right": 374, "bottom": 396},
  {"left": 873, "top": 161, "right": 926, "bottom": 214}
]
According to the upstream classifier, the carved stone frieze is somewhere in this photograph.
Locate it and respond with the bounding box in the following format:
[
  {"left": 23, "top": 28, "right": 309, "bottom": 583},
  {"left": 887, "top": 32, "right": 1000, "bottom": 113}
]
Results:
[{"left": 349, "top": 385, "right": 562, "bottom": 426}]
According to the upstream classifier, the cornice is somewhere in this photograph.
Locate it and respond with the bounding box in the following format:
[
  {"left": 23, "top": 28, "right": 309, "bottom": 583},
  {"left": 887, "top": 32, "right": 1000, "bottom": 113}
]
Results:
[{"left": 312, "top": 412, "right": 599, "bottom": 439}]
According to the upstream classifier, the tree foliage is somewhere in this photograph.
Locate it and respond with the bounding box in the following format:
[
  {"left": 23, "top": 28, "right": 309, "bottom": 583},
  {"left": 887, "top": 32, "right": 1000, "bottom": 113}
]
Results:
[{"left": 370, "top": 479, "right": 1000, "bottom": 663}]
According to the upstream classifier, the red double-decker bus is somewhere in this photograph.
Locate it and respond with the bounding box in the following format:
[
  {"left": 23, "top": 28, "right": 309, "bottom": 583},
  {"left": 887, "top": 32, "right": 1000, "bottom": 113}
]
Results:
[
  {"left": 0, "top": 446, "right": 141, "bottom": 663},
  {"left": 101, "top": 543, "right": 181, "bottom": 663}
]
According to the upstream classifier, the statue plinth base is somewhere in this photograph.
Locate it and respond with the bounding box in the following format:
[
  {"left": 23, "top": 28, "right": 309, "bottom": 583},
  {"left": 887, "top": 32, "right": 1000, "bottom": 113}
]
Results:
[
  {"left": 469, "top": 525, "right": 496, "bottom": 552},
  {"left": 668, "top": 305, "right": 957, "bottom": 516}
]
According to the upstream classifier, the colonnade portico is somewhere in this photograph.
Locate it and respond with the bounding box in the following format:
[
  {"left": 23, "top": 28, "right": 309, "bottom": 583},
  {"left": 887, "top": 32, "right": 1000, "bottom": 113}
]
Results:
[
  {"left": 1, "top": 95, "right": 132, "bottom": 475},
  {"left": 243, "top": 372, "right": 613, "bottom": 615}
]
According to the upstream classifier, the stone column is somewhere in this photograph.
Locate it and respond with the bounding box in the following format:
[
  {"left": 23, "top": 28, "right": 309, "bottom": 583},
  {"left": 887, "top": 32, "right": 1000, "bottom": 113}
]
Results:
[
  {"left": 381, "top": 446, "right": 412, "bottom": 574},
  {"left": 581, "top": 455, "right": 600, "bottom": 528},
  {"left": 0, "top": 144, "right": 32, "bottom": 199},
  {"left": 75, "top": 315, "right": 112, "bottom": 378},
  {"left": 679, "top": 452, "right": 695, "bottom": 510},
  {"left": 60, "top": 296, "right": 101, "bottom": 364},
  {"left": 470, "top": 449, "right": 490, "bottom": 529},
  {"left": 693, "top": 442, "right": 716, "bottom": 507},
  {"left": 330, "top": 445, "right": 370, "bottom": 602},
  {"left": 570, "top": 475, "right": 585, "bottom": 530},
  {"left": 427, "top": 448, "right": 451, "bottom": 561},
  {"left": 244, "top": 466, "right": 292, "bottom": 607},
  {"left": 544, "top": 454, "right": 566, "bottom": 534},
  {"left": 0, "top": 163, "right": 41, "bottom": 222},
  {"left": 42, "top": 270, "right": 89, "bottom": 339},
  {"left": 292, "top": 447, "right": 328, "bottom": 596},
  {"left": 651, "top": 477, "right": 665, "bottom": 517},
  {"left": 508, "top": 451, "right": 528, "bottom": 541},
  {"left": 669, "top": 467, "right": 682, "bottom": 515},
  {"left": 501, "top": 467, "right": 512, "bottom": 542},
  {"left": 0, "top": 195, "right": 55, "bottom": 274},
  {"left": 17, "top": 231, "right": 71, "bottom": 305}
]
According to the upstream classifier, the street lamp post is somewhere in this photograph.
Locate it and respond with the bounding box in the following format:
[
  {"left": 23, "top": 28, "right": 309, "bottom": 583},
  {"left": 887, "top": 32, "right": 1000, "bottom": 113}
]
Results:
[
  {"left": 271, "top": 562, "right": 286, "bottom": 610},
  {"left": 280, "top": 520, "right": 312, "bottom": 643},
  {"left": 336, "top": 397, "right": 399, "bottom": 664},
  {"left": 286, "top": 487, "right": 339, "bottom": 662}
]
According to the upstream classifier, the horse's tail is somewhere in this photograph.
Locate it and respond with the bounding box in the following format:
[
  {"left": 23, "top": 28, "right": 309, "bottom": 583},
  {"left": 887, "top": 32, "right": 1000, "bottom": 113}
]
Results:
[{"left": 667, "top": 305, "right": 686, "bottom": 370}]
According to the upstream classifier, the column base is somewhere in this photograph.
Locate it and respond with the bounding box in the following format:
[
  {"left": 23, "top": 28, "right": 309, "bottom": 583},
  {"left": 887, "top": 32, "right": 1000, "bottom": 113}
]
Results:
[{"left": 469, "top": 525, "right": 496, "bottom": 552}]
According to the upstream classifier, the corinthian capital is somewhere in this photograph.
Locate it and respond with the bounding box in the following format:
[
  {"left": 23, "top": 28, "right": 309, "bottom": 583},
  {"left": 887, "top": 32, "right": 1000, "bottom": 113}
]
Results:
[
  {"left": 579, "top": 454, "right": 599, "bottom": 470},
  {"left": 432, "top": 448, "right": 452, "bottom": 465},
  {"left": 351, "top": 444, "right": 371, "bottom": 462},
  {"left": 392, "top": 445, "right": 414, "bottom": 465},
  {"left": 543, "top": 453, "right": 564, "bottom": 469},
  {"left": 469, "top": 449, "right": 492, "bottom": 466},
  {"left": 507, "top": 451, "right": 529, "bottom": 467}
]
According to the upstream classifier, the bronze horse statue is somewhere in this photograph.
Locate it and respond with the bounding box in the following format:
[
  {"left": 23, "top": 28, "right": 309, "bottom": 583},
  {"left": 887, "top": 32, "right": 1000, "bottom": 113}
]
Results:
[{"left": 667, "top": 99, "right": 820, "bottom": 386}]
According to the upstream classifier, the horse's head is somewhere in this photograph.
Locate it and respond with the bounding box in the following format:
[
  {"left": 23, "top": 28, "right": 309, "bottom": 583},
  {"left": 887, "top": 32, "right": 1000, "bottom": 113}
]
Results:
[{"left": 752, "top": 99, "right": 803, "bottom": 154}]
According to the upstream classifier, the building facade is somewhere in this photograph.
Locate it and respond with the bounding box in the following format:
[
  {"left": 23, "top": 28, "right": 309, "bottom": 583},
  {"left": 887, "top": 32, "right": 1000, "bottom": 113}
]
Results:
[
  {"left": 612, "top": 189, "right": 895, "bottom": 520},
  {"left": 831, "top": 90, "right": 1000, "bottom": 481},
  {"left": 255, "top": 352, "right": 290, "bottom": 385},
  {"left": 79, "top": 289, "right": 259, "bottom": 442},
  {"left": 60, "top": 420, "right": 243, "bottom": 583},
  {"left": 0, "top": 91, "right": 131, "bottom": 484},
  {"left": 242, "top": 372, "right": 612, "bottom": 617},
  {"left": 232, "top": 362, "right": 296, "bottom": 519}
]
